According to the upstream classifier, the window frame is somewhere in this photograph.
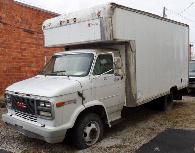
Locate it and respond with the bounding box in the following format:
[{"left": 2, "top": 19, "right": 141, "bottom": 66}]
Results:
[
  {"left": 92, "top": 53, "right": 114, "bottom": 76},
  {"left": 40, "top": 53, "right": 94, "bottom": 77}
]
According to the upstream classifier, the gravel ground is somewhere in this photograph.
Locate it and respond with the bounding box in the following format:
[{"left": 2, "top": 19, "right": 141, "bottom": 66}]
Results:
[{"left": 1, "top": 96, "right": 195, "bottom": 153}]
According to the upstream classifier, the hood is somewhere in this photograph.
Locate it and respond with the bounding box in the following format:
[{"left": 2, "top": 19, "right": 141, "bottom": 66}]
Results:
[{"left": 6, "top": 75, "right": 81, "bottom": 97}]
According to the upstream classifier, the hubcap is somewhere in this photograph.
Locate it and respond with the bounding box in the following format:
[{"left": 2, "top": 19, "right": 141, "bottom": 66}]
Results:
[{"left": 83, "top": 121, "right": 100, "bottom": 145}]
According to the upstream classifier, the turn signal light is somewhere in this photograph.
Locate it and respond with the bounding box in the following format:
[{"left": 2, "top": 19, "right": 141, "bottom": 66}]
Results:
[{"left": 56, "top": 102, "right": 65, "bottom": 107}]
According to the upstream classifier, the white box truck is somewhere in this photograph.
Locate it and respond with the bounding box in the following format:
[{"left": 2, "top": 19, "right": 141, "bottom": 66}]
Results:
[{"left": 2, "top": 3, "right": 189, "bottom": 149}]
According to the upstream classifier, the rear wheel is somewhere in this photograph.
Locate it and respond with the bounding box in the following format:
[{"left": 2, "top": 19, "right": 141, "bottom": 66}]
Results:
[
  {"left": 72, "top": 113, "right": 104, "bottom": 149},
  {"left": 159, "top": 94, "right": 173, "bottom": 111}
]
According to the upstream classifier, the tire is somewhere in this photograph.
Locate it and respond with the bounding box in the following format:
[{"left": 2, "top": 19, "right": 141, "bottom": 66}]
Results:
[
  {"left": 159, "top": 94, "right": 173, "bottom": 111},
  {"left": 187, "top": 88, "right": 192, "bottom": 94},
  {"left": 72, "top": 113, "right": 104, "bottom": 149},
  {"left": 173, "top": 89, "right": 182, "bottom": 100}
]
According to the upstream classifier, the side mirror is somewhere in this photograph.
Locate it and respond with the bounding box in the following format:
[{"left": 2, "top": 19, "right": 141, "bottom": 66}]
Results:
[
  {"left": 114, "top": 57, "right": 123, "bottom": 76},
  {"left": 114, "top": 57, "right": 122, "bottom": 69}
]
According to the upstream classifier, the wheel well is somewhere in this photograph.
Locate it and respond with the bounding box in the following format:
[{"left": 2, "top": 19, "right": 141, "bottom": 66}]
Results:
[
  {"left": 75, "top": 105, "right": 109, "bottom": 127},
  {"left": 170, "top": 86, "right": 178, "bottom": 96},
  {"left": 170, "top": 86, "right": 178, "bottom": 95}
]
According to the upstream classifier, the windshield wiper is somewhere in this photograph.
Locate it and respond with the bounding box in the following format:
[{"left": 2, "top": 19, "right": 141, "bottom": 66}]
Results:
[
  {"left": 44, "top": 70, "right": 70, "bottom": 78},
  {"left": 44, "top": 70, "right": 66, "bottom": 75},
  {"left": 42, "top": 72, "right": 55, "bottom": 76},
  {"left": 54, "top": 70, "right": 67, "bottom": 73}
]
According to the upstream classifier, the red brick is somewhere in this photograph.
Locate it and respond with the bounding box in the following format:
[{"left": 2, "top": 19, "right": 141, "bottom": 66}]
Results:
[{"left": 0, "top": 0, "right": 62, "bottom": 95}]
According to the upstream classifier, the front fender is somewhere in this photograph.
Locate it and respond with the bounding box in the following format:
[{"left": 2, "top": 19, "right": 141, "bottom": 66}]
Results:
[
  {"left": 67, "top": 100, "right": 110, "bottom": 129},
  {"left": 84, "top": 100, "right": 110, "bottom": 126}
]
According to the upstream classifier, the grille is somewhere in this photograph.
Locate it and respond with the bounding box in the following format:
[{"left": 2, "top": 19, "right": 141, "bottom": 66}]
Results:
[
  {"left": 11, "top": 95, "right": 36, "bottom": 116},
  {"left": 15, "top": 111, "right": 37, "bottom": 122}
]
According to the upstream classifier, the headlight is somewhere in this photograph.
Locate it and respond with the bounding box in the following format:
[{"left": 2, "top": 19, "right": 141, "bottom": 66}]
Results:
[
  {"left": 4, "top": 94, "right": 12, "bottom": 108},
  {"left": 39, "top": 101, "right": 51, "bottom": 107},
  {"left": 37, "top": 101, "right": 53, "bottom": 119},
  {"left": 39, "top": 111, "right": 52, "bottom": 117}
]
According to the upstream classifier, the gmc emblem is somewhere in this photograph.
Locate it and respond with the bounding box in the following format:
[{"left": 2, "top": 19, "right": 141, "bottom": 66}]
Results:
[{"left": 16, "top": 102, "right": 27, "bottom": 109}]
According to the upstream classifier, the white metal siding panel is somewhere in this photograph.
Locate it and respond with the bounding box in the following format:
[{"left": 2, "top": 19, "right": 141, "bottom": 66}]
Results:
[
  {"left": 44, "top": 19, "right": 102, "bottom": 47},
  {"left": 112, "top": 8, "right": 189, "bottom": 104}
]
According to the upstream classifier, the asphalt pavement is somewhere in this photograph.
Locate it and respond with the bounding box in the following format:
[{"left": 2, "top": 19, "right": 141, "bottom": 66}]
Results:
[{"left": 136, "top": 128, "right": 195, "bottom": 153}]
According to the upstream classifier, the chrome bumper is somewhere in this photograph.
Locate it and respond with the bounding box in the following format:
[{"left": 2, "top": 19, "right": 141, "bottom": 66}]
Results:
[{"left": 2, "top": 113, "right": 67, "bottom": 143}]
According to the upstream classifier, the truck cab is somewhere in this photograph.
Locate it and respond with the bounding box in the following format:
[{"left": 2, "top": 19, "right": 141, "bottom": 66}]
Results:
[{"left": 3, "top": 49, "right": 125, "bottom": 149}]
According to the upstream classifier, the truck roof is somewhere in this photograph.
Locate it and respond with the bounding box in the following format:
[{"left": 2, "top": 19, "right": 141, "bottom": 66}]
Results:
[
  {"left": 55, "top": 50, "right": 96, "bottom": 55},
  {"left": 111, "top": 3, "right": 188, "bottom": 27},
  {"left": 43, "top": 3, "right": 188, "bottom": 30},
  {"left": 54, "top": 48, "right": 118, "bottom": 55}
]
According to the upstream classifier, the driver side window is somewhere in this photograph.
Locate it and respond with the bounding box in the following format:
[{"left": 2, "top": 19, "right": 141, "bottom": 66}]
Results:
[{"left": 93, "top": 54, "right": 114, "bottom": 75}]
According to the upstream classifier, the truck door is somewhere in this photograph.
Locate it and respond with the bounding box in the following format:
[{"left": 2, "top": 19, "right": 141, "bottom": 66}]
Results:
[{"left": 92, "top": 53, "right": 125, "bottom": 121}]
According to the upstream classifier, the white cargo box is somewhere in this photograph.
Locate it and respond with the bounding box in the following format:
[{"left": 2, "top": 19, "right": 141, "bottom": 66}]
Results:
[
  {"left": 43, "top": 3, "right": 189, "bottom": 48},
  {"left": 44, "top": 19, "right": 102, "bottom": 46},
  {"left": 43, "top": 5, "right": 113, "bottom": 47},
  {"left": 43, "top": 3, "right": 189, "bottom": 107}
]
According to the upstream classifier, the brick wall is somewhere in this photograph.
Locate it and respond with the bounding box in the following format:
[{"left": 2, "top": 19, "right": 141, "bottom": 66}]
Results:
[{"left": 0, "top": 0, "right": 62, "bottom": 95}]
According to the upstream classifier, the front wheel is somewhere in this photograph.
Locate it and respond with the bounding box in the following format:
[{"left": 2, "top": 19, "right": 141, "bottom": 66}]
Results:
[{"left": 72, "top": 113, "right": 104, "bottom": 149}]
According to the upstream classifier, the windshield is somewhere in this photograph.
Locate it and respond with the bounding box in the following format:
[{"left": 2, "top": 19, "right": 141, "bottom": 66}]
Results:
[
  {"left": 190, "top": 62, "right": 195, "bottom": 73},
  {"left": 40, "top": 53, "right": 94, "bottom": 76}
]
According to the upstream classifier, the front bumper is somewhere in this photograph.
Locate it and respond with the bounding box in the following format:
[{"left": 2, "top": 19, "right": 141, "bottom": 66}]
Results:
[{"left": 2, "top": 113, "right": 67, "bottom": 143}]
